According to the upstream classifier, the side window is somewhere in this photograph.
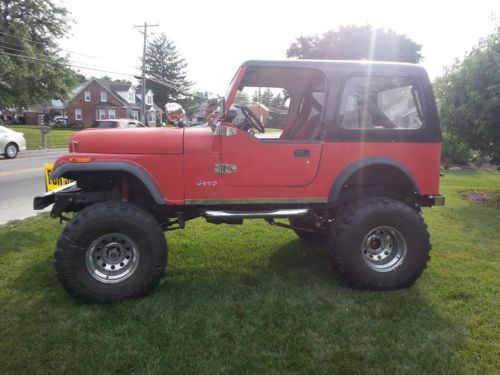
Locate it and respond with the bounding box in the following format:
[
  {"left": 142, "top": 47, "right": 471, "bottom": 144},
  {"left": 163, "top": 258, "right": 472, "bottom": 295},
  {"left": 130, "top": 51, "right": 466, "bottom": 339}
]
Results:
[
  {"left": 232, "top": 87, "right": 290, "bottom": 131},
  {"left": 339, "top": 76, "right": 423, "bottom": 130}
]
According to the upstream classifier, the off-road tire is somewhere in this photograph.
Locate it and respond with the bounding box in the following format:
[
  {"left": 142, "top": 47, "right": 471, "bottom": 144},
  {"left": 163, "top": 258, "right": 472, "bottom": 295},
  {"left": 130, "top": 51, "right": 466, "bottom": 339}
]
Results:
[
  {"left": 54, "top": 201, "right": 167, "bottom": 303},
  {"left": 329, "top": 196, "right": 430, "bottom": 290},
  {"left": 289, "top": 217, "right": 328, "bottom": 244},
  {"left": 4, "top": 142, "right": 18, "bottom": 159}
]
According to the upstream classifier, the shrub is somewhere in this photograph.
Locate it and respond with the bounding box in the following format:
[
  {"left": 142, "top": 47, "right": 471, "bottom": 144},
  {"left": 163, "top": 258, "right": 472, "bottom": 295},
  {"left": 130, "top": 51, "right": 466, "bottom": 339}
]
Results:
[{"left": 441, "top": 132, "right": 472, "bottom": 166}]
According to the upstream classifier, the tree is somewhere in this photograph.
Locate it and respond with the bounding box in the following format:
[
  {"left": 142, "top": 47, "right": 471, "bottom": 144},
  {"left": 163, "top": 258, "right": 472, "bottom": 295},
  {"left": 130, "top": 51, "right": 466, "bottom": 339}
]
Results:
[
  {"left": 287, "top": 25, "right": 422, "bottom": 63},
  {"left": 143, "top": 33, "right": 192, "bottom": 109},
  {"left": 177, "top": 91, "right": 206, "bottom": 118},
  {"left": 0, "top": 0, "right": 78, "bottom": 109},
  {"left": 434, "top": 24, "right": 500, "bottom": 162},
  {"left": 234, "top": 91, "right": 250, "bottom": 105}
]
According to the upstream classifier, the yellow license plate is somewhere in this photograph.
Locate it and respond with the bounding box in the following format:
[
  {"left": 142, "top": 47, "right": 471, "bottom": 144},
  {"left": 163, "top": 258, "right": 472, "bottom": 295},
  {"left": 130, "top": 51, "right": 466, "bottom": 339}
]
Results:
[{"left": 44, "top": 164, "right": 73, "bottom": 191}]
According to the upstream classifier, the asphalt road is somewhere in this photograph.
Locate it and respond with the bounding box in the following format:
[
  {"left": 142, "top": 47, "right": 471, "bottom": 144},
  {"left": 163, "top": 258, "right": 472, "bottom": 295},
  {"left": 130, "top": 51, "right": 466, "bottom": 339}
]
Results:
[{"left": 0, "top": 149, "right": 66, "bottom": 224}]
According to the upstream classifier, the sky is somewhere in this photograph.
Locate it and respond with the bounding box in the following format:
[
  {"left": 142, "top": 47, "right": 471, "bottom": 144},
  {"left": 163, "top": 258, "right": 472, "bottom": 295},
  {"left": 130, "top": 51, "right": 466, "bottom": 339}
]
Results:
[{"left": 58, "top": 0, "right": 499, "bottom": 95}]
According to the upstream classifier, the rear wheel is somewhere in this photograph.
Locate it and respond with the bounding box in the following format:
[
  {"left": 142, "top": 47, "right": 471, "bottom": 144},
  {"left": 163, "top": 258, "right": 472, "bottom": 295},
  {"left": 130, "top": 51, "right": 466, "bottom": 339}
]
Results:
[
  {"left": 4, "top": 143, "right": 18, "bottom": 159},
  {"left": 54, "top": 201, "right": 167, "bottom": 303},
  {"left": 329, "top": 197, "right": 430, "bottom": 290}
]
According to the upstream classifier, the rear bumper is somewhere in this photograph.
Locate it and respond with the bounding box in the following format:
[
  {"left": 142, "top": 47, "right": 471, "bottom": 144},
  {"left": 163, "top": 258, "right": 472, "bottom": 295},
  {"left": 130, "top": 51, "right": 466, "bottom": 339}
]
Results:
[
  {"left": 420, "top": 194, "right": 446, "bottom": 207},
  {"left": 33, "top": 181, "right": 77, "bottom": 210}
]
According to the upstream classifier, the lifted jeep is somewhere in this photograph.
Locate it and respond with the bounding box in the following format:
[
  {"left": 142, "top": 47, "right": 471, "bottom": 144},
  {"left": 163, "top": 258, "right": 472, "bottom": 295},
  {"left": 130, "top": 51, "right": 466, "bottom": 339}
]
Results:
[{"left": 34, "top": 60, "right": 445, "bottom": 303}]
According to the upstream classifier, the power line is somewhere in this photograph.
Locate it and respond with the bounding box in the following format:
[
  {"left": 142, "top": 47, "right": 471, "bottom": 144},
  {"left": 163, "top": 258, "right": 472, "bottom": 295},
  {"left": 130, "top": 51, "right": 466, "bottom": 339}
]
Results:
[
  {"left": 0, "top": 30, "right": 142, "bottom": 72},
  {"left": 1, "top": 48, "right": 187, "bottom": 94},
  {"left": 0, "top": 29, "right": 187, "bottom": 91},
  {"left": 0, "top": 42, "right": 137, "bottom": 74},
  {"left": 0, "top": 50, "right": 137, "bottom": 78},
  {"left": 0, "top": 30, "right": 98, "bottom": 59},
  {"left": 146, "top": 72, "right": 181, "bottom": 90}
]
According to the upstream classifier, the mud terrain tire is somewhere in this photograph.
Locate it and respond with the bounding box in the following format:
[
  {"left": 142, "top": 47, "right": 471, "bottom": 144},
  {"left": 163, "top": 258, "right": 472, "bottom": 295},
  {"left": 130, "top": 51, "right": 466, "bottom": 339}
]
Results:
[
  {"left": 329, "top": 197, "right": 430, "bottom": 290},
  {"left": 54, "top": 201, "right": 167, "bottom": 303}
]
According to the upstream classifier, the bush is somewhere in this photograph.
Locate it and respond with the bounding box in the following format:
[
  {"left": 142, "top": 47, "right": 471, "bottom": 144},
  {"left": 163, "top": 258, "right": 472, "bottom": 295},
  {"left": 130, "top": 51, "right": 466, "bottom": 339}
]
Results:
[{"left": 441, "top": 132, "right": 472, "bottom": 166}]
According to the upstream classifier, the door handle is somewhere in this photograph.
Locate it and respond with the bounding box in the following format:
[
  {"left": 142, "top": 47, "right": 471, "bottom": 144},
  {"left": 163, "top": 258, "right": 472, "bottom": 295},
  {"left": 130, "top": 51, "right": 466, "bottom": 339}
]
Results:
[{"left": 294, "top": 149, "right": 310, "bottom": 157}]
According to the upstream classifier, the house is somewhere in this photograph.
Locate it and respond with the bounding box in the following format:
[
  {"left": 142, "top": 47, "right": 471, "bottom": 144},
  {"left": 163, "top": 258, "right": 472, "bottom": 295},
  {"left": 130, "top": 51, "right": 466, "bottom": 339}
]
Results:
[
  {"left": 65, "top": 79, "right": 162, "bottom": 126},
  {"left": 24, "top": 99, "right": 66, "bottom": 125}
]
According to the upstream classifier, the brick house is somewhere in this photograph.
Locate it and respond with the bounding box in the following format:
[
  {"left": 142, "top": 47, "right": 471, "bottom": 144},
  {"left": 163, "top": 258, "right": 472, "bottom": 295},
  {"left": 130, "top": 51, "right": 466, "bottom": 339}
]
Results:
[{"left": 66, "top": 79, "right": 161, "bottom": 126}]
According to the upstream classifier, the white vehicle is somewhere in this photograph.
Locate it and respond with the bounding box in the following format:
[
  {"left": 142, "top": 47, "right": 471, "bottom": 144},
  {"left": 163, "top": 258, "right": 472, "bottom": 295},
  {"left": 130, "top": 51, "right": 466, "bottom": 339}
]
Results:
[{"left": 0, "top": 126, "right": 27, "bottom": 159}]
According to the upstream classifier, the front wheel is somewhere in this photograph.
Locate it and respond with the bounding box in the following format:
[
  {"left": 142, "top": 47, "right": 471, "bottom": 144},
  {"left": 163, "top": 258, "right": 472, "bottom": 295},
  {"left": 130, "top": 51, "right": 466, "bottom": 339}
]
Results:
[
  {"left": 329, "top": 197, "right": 430, "bottom": 290},
  {"left": 4, "top": 143, "right": 18, "bottom": 159},
  {"left": 54, "top": 201, "right": 167, "bottom": 303}
]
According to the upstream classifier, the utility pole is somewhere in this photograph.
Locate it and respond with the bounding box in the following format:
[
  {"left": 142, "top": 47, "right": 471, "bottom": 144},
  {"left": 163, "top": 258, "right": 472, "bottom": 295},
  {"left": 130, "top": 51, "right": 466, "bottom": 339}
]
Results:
[{"left": 134, "top": 22, "right": 159, "bottom": 124}]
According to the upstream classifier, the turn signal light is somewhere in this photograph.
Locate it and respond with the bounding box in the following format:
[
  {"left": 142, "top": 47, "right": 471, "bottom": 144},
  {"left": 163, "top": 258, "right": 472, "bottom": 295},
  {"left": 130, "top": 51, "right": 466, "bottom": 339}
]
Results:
[{"left": 68, "top": 157, "right": 92, "bottom": 163}]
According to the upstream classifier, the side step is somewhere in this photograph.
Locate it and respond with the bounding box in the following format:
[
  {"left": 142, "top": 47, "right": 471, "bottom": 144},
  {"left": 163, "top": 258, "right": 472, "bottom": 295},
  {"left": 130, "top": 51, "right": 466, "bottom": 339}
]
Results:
[{"left": 202, "top": 208, "right": 310, "bottom": 219}]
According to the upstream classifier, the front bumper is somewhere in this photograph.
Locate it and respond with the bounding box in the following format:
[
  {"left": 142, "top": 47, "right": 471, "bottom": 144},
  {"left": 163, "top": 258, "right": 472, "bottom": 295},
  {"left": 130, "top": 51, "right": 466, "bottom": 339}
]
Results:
[{"left": 33, "top": 181, "right": 77, "bottom": 210}]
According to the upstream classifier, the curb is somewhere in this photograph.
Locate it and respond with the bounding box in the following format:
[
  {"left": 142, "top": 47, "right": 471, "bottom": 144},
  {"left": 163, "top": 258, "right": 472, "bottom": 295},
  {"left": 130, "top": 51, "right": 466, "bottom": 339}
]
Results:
[{"left": 24, "top": 148, "right": 67, "bottom": 155}]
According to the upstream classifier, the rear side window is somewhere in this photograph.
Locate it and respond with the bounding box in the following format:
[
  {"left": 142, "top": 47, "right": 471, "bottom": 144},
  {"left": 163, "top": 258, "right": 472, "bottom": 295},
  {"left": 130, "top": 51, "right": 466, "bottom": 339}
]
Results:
[{"left": 339, "top": 76, "right": 423, "bottom": 130}]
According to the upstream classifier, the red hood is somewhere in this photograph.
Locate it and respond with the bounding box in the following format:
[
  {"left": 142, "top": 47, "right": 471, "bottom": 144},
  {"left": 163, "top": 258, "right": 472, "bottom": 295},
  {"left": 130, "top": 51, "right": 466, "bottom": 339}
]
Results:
[{"left": 70, "top": 128, "right": 184, "bottom": 154}]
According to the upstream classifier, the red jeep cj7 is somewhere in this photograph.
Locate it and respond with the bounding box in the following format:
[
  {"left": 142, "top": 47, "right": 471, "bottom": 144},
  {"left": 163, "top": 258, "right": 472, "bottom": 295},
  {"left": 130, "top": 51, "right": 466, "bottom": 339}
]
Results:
[{"left": 35, "top": 60, "right": 445, "bottom": 303}]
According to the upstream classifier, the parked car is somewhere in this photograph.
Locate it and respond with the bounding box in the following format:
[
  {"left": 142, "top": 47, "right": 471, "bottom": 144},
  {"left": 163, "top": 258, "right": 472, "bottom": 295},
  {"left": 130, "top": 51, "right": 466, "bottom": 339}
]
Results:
[
  {"left": 51, "top": 116, "right": 68, "bottom": 128},
  {"left": 35, "top": 59, "right": 444, "bottom": 303},
  {"left": 92, "top": 119, "right": 147, "bottom": 129},
  {"left": 0, "top": 125, "right": 26, "bottom": 159}
]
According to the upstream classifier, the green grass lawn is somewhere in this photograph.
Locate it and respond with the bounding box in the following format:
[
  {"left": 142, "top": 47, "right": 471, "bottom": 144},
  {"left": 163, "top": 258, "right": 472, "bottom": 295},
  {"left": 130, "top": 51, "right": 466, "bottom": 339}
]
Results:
[
  {"left": 265, "top": 127, "right": 283, "bottom": 133},
  {"left": 0, "top": 171, "right": 498, "bottom": 373},
  {"left": 5, "top": 125, "right": 76, "bottom": 149}
]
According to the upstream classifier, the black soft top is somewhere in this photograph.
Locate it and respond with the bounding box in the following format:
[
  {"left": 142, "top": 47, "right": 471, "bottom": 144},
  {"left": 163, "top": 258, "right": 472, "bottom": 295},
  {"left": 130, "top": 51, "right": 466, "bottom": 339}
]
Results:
[{"left": 243, "top": 59, "right": 429, "bottom": 81}]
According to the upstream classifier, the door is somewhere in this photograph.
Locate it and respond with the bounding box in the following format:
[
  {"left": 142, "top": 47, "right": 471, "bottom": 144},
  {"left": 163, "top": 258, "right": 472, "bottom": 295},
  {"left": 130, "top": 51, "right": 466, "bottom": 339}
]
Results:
[{"left": 220, "top": 125, "right": 323, "bottom": 187}]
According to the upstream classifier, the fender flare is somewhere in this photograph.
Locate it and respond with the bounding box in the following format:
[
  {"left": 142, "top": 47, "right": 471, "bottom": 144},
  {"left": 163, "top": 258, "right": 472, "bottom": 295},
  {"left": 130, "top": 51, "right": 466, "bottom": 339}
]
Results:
[
  {"left": 51, "top": 162, "right": 166, "bottom": 205},
  {"left": 328, "top": 157, "right": 420, "bottom": 203}
]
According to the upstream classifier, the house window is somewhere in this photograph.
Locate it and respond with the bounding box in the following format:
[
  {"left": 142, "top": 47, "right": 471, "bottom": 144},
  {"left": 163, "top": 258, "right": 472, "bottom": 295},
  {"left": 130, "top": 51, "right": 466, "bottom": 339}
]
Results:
[
  {"left": 108, "top": 109, "right": 116, "bottom": 119},
  {"left": 145, "top": 94, "right": 153, "bottom": 105},
  {"left": 96, "top": 109, "right": 106, "bottom": 120},
  {"left": 131, "top": 110, "right": 139, "bottom": 120},
  {"left": 128, "top": 91, "right": 135, "bottom": 103},
  {"left": 84, "top": 91, "right": 91, "bottom": 102},
  {"left": 101, "top": 91, "right": 107, "bottom": 102},
  {"left": 75, "top": 109, "right": 82, "bottom": 120}
]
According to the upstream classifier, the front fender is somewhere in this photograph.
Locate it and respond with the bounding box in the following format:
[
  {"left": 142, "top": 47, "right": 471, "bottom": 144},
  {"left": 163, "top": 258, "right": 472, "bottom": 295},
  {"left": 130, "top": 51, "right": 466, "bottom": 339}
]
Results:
[{"left": 51, "top": 161, "right": 166, "bottom": 205}]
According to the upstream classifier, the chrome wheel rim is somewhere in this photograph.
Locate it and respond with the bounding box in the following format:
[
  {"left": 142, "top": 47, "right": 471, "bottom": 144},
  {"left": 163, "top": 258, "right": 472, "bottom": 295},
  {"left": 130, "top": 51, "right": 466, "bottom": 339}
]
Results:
[
  {"left": 6, "top": 144, "right": 17, "bottom": 157},
  {"left": 85, "top": 233, "right": 139, "bottom": 283},
  {"left": 362, "top": 226, "right": 407, "bottom": 272}
]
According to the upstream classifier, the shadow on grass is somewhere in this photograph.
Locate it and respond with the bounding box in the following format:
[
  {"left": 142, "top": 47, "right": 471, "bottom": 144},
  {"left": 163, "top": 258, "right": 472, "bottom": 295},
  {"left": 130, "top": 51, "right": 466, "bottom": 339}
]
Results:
[{"left": 0, "top": 237, "right": 464, "bottom": 374}]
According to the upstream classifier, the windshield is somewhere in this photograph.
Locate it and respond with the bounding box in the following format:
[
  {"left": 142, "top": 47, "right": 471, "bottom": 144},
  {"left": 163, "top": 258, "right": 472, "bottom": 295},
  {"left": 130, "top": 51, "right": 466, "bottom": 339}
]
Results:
[{"left": 92, "top": 121, "right": 119, "bottom": 128}]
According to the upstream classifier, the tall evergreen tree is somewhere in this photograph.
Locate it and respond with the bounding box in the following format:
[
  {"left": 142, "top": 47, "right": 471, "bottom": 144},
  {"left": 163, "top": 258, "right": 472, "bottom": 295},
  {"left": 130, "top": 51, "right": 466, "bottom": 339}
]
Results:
[
  {"left": 143, "top": 33, "right": 192, "bottom": 108},
  {"left": 0, "top": 0, "right": 78, "bottom": 109}
]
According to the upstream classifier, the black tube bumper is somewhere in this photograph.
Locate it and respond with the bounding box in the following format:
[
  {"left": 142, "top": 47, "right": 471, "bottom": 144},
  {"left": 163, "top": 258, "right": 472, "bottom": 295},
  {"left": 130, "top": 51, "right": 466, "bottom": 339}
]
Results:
[{"left": 33, "top": 182, "right": 78, "bottom": 210}]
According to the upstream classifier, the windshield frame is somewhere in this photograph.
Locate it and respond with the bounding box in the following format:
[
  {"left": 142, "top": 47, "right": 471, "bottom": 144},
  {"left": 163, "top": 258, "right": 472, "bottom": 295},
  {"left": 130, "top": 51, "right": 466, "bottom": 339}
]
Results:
[{"left": 224, "top": 65, "right": 247, "bottom": 117}]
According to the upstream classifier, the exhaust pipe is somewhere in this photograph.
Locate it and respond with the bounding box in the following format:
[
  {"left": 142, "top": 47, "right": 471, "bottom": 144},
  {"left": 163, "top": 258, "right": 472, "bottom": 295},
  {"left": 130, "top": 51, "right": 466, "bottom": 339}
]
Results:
[{"left": 202, "top": 208, "right": 310, "bottom": 219}]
